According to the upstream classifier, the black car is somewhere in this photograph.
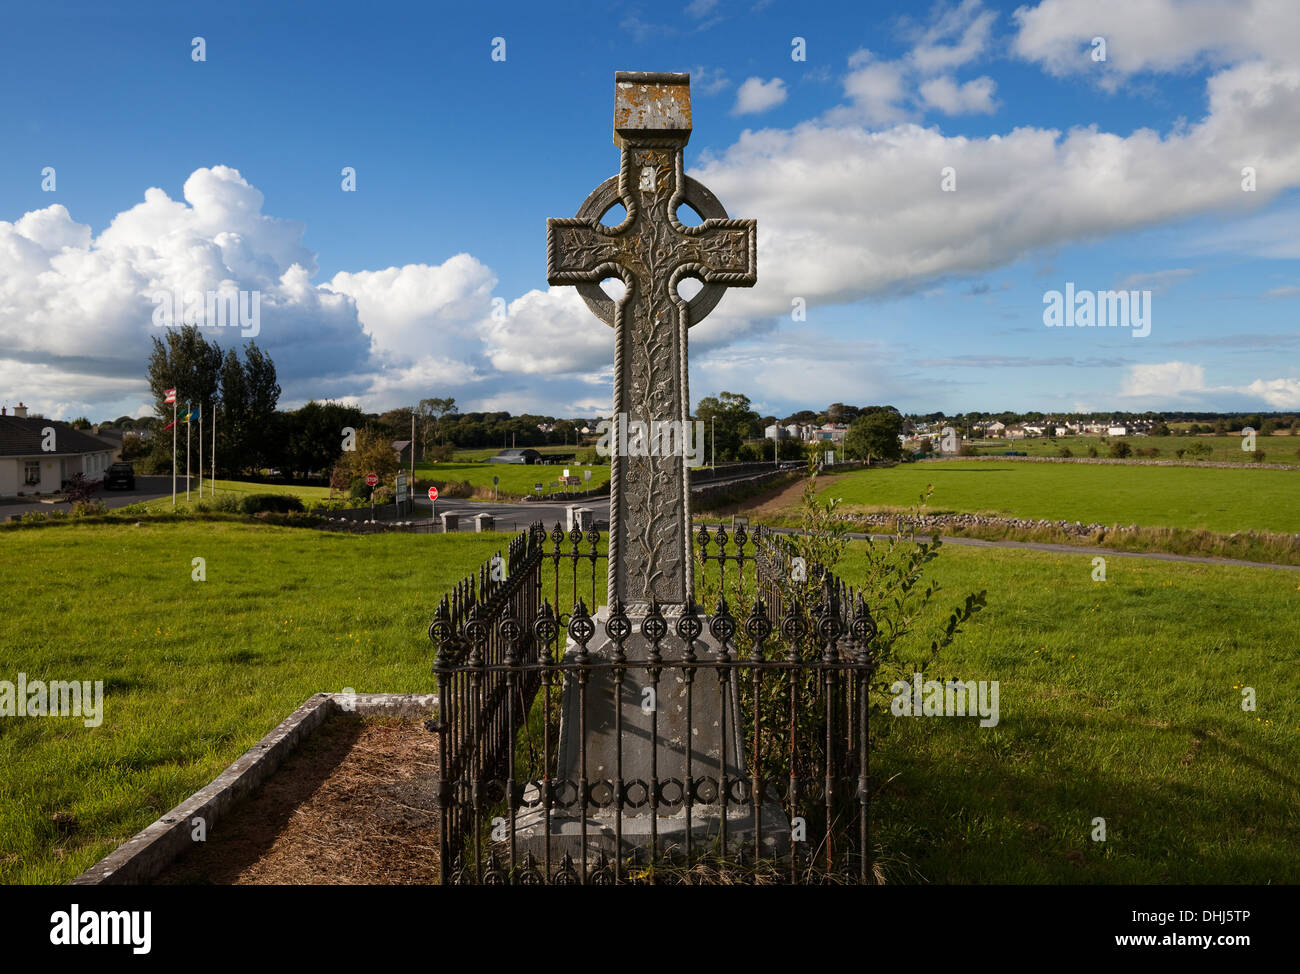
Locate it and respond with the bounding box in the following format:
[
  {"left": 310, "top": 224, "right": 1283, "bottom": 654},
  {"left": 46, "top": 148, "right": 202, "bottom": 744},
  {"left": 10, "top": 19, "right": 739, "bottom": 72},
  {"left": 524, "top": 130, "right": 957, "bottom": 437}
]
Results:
[{"left": 103, "top": 462, "right": 135, "bottom": 490}]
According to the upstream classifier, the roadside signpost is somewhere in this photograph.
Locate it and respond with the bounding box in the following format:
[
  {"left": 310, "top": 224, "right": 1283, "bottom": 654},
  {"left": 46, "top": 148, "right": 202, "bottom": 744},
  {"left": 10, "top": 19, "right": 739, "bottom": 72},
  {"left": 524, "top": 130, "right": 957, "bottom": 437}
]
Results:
[
  {"left": 493, "top": 474, "right": 499, "bottom": 502},
  {"left": 428, "top": 484, "right": 438, "bottom": 521},
  {"left": 584, "top": 469, "right": 592, "bottom": 483},
  {"left": 366, "top": 472, "right": 378, "bottom": 520},
  {"left": 396, "top": 472, "right": 407, "bottom": 517},
  {"left": 534, "top": 482, "right": 543, "bottom": 496}
]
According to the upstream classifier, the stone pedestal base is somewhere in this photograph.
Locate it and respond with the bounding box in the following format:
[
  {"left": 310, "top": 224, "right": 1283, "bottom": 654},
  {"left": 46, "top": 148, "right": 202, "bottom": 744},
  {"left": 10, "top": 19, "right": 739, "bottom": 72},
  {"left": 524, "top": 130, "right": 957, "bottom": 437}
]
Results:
[{"left": 515, "top": 606, "right": 791, "bottom": 868}]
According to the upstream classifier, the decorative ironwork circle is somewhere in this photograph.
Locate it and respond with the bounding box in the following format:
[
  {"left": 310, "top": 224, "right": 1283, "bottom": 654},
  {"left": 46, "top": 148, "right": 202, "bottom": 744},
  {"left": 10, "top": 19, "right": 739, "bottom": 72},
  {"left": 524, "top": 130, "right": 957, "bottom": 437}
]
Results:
[
  {"left": 676, "top": 612, "right": 703, "bottom": 642},
  {"left": 573, "top": 175, "right": 734, "bottom": 327},
  {"left": 850, "top": 610, "right": 878, "bottom": 643},
  {"left": 745, "top": 612, "right": 772, "bottom": 644},
  {"left": 692, "top": 776, "right": 719, "bottom": 805},
  {"left": 709, "top": 614, "right": 736, "bottom": 643},
  {"left": 656, "top": 777, "right": 685, "bottom": 809},
  {"left": 569, "top": 614, "right": 596, "bottom": 645},
  {"left": 465, "top": 617, "right": 489, "bottom": 647},
  {"left": 780, "top": 613, "right": 808, "bottom": 642},
  {"left": 533, "top": 613, "right": 559, "bottom": 645},
  {"left": 727, "top": 777, "right": 750, "bottom": 806},
  {"left": 641, "top": 614, "right": 668, "bottom": 643},
  {"left": 551, "top": 779, "right": 580, "bottom": 810},
  {"left": 499, "top": 617, "right": 522, "bottom": 645},
  {"left": 623, "top": 779, "right": 650, "bottom": 809},
  {"left": 605, "top": 613, "right": 632, "bottom": 643},
  {"left": 587, "top": 780, "right": 616, "bottom": 809}
]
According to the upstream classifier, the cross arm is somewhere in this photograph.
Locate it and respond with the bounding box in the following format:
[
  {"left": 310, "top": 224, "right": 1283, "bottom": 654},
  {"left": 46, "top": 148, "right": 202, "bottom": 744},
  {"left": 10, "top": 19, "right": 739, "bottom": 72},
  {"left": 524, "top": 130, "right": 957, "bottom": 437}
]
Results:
[
  {"left": 677, "top": 217, "right": 757, "bottom": 286},
  {"left": 547, "top": 218, "right": 625, "bottom": 284}
]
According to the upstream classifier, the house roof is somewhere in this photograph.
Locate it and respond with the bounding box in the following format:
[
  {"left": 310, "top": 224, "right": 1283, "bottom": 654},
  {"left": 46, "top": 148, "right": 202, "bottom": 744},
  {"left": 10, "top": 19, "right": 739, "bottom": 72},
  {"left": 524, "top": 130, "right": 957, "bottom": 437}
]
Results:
[{"left": 0, "top": 417, "right": 118, "bottom": 458}]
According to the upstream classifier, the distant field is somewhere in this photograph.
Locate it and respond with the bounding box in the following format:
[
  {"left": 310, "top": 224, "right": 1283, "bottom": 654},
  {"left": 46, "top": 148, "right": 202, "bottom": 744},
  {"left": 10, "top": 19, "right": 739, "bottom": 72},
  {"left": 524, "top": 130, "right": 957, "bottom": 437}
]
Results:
[
  {"left": 450, "top": 444, "right": 588, "bottom": 462},
  {"left": 417, "top": 458, "right": 610, "bottom": 496},
  {"left": 966, "top": 433, "right": 1297, "bottom": 463},
  {"left": 820, "top": 460, "right": 1300, "bottom": 535}
]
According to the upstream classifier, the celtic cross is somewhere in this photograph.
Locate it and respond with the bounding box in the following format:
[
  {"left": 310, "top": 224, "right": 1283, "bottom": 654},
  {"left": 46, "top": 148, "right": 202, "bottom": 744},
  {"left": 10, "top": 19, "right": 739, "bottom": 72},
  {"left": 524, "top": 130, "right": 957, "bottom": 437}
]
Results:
[{"left": 547, "top": 71, "right": 757, "bottom": 610}]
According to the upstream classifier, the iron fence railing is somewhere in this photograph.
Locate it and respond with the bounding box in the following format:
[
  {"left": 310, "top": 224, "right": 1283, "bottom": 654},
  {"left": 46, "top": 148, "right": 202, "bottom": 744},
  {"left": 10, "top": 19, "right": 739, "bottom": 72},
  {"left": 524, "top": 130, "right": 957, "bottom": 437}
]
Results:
[{"left": 428, "top": 521, "right": 876, "bottom": 884}]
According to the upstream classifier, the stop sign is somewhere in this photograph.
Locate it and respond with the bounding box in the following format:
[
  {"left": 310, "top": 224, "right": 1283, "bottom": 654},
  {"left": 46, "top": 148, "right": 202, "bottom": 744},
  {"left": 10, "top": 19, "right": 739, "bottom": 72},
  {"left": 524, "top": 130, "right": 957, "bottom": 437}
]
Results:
[
  {"left": 427, "top": 486, "right": 439, "bottom": 501},
  {"left": 365, "top": 473, "right": 378, "bottom": 487}
]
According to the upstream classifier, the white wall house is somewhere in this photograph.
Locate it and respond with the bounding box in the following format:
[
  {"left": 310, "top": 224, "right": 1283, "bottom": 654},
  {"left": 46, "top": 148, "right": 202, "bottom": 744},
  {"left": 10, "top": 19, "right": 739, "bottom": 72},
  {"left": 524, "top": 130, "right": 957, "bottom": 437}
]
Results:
[{"left": 0, "top": 406, "right": 118, "bottom": 499}]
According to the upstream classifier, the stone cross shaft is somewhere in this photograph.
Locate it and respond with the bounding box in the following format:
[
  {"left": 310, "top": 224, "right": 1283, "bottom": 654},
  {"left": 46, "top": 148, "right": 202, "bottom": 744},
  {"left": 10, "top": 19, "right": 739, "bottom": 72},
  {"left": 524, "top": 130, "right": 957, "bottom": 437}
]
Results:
[{"left": 547, "top": 71, "right": 756, "bottom": 610}]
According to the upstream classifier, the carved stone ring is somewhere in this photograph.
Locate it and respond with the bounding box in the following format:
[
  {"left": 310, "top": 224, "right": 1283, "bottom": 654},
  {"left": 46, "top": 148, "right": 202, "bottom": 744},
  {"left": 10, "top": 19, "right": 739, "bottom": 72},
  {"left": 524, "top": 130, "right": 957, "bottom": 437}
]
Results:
[{"left": 573, "top": 174, "right": 736, "bottom": 328}]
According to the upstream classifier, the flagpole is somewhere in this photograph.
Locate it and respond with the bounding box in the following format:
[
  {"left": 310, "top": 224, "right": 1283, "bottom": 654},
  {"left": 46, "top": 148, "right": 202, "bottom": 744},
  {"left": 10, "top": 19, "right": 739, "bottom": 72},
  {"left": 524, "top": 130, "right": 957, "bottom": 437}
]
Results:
[
  {"left": 212, "top": 402, "right": 217, "bottom": 496},
  {"left": 171, "top": 399, "right": 177, "bottom": 507},
  {"left": 186, "top": 401, "right": 191, "bottom": 503},
  {"left": 198, "top": 403, "right": 203, "bottom": 499}
]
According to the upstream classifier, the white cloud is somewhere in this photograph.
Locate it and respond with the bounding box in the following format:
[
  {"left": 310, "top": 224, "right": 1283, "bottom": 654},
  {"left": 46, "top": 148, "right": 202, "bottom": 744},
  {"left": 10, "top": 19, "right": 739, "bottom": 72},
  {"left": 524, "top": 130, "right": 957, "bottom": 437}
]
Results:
[
  {"left": 1120, "top": 361, "right": 1206, "bottom": 398},
  {"left": 917, "top": 75, "right": 998, "bottom": 114},
  {"left": 691, "top": 54, "right": 1300, "bottom": 321},
  {"left": 1118, "top": 362, "right": 1300, "bottom": 408},
  {"left": 1116, "top": 268, "right": 1197, "bottom": 293},
  {"left": 1241, "top": 377, "right": 1300, "bottom": 408},
  {"left": 906, "top": 0, "right": 998, "bottom": 74},
  {"left": 326, "top": 256, "right": 496, "bottom": 359},
  {"left": 1012, "top": 0, "right": 1300, "bottom": 84},
  {"left": 477, "top": 287, "right": 612, "bottom": 375},
  {"left": 733, "top": 77, "right": 788, "bottom": 115},
  {"left": 692, "top": 64, "right": 732, "bottom": 95}
]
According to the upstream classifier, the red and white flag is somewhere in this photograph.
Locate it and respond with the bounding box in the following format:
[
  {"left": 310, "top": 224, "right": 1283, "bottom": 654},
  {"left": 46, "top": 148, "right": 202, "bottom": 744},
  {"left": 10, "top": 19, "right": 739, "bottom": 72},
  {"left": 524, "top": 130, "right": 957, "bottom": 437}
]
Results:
[{"left": 164, "top": 388, "right": 177, "bottom": 404}]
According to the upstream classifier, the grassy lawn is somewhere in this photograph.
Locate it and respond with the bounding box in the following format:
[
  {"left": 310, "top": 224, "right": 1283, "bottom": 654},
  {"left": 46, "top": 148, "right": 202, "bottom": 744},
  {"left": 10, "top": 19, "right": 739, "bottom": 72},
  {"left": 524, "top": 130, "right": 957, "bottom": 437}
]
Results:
[
  {"left": 973, "top": 433, "right": 1298, "bottom": 463},
  {"left": 138, "top": 479, "right": 335, "bottom": 513},
  {"left": 0, "top": 521, "right": 505, "bottom": 884},
  {"left": 821, "top": 460, "right": 1300, "bottom": 535},
  {"left": 847, "top": 541, "right": 1300, "bottom": 883},
  {"left": 416, "top": 459, "right": 610, "bottom": 497},
  {"left": 3, "top": 519, "right": 1297, "bottom": 884}
]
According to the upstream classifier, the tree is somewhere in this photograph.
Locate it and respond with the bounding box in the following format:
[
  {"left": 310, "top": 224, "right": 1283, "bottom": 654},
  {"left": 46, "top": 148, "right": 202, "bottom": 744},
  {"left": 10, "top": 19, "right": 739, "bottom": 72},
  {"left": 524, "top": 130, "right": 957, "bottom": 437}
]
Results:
[
  {"left": 330, "top": 426, "right": 399, "bottom": 496},
  {"left": 1108, "top": 440, "right": 1132, "bottom": 459},
  {"left": 146, "top": 325, "right": 222, "bottom": 472},
  {"left": 241, "top": 342, "right": 281, "bottom": 470},
  {"left": 845, "top": 407, "right": 903, "bottom": 464},
  {"left": 695, "top": 392, "right": 760, "bottom": 462},
  {"left": 282, "top": 400, "right": 366, "bottom": 476}
]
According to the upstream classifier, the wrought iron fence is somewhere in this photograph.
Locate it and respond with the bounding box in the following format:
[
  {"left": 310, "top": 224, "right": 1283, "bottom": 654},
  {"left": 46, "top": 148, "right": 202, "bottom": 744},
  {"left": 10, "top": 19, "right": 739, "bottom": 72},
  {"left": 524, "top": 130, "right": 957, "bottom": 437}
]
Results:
[{"left": 428, "top": 521, "right": 876, "bottom": 884}]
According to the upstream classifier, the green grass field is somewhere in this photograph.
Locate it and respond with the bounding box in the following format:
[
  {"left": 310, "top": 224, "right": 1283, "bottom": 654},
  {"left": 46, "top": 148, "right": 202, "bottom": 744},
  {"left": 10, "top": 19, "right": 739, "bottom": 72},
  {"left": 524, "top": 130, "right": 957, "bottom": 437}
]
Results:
[
  {"left": 848, "top": 542, "right": 1300, "bottom": 883},
  {"left": 0, "top": 522, "right": 505, "bottom": 883},
  {"left": 138, "top": 479, "right": 334, "bottom": 512},
  {"left": 822, "top": 460, "right": 1300, "bottom": 535},
  {"left": 416, "top": 459, "right": 610, "bottom": 496},
  {"left": 3, "top": 520, "right": 1297, "bottom": 884},
  {"left": 972, "top": 433, "right": 1298, "bottom": 463}
]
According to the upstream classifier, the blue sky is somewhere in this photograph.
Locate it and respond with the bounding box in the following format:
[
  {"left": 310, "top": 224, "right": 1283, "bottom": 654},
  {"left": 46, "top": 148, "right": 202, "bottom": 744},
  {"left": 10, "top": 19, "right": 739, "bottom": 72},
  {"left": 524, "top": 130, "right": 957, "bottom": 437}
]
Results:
[{"left": 2, "top": 0, "right": 1298, "bottom": 421}]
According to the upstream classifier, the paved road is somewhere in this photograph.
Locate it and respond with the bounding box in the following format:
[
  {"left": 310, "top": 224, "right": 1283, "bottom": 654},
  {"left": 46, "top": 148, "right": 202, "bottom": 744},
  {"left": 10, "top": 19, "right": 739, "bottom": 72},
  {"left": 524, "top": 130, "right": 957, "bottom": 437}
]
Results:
[{"left": 0, "top": 475, "right": 181, "bottom": 518}]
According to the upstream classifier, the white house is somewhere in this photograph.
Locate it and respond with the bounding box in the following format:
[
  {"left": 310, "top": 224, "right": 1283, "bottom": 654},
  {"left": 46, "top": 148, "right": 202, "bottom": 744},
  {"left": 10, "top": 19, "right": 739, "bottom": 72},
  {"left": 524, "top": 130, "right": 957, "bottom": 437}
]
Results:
[
  {"left": 0, "top": 404, "right": 118, "bottom": 498},
  {"left": 1107, "top": 425, "right": 1128, "bottom": 437}
]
